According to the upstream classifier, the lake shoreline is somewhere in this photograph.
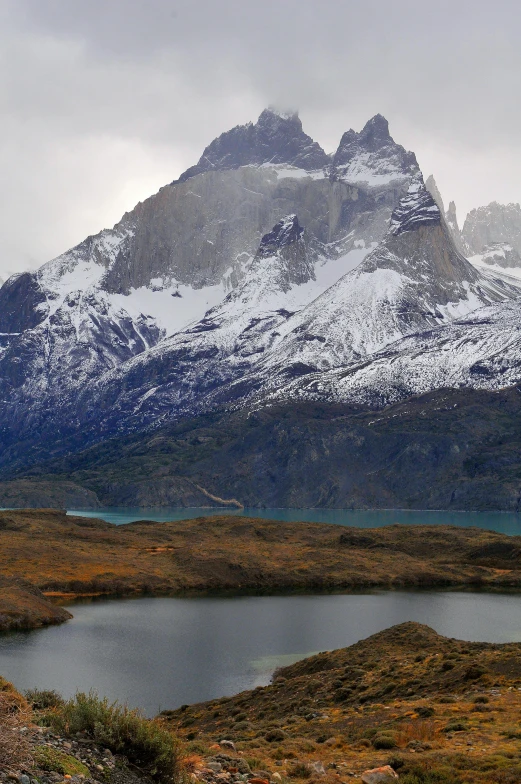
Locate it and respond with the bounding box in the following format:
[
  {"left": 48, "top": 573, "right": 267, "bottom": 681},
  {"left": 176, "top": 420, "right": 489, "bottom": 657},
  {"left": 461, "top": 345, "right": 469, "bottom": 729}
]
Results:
[{"left": 2, "top": 508, "right": 521, "bottom": 632}]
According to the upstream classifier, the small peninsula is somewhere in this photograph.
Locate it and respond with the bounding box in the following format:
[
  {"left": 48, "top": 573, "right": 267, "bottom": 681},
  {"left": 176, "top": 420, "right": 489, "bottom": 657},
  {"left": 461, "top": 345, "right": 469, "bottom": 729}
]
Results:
[{"left": 1, "top": 509, "right": 521, "bottom": 631}]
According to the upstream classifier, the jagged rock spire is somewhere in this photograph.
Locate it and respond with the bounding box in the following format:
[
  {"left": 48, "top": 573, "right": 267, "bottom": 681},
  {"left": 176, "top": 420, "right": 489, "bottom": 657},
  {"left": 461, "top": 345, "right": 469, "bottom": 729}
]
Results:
[
  {"left": 425, "top": 175, "right": 445, "bottom": 214},
  {"left": 389, "top": 174, "right": 441, "bottom": 235},
  {"left": 258, "top": 215, "right": 304, "bottom": 257},
  {"left": 179, "top": 108, "right": 329, "bottom": 181},
  {"left": 331, "top": 114, "right": 418, "bottom": 186}
]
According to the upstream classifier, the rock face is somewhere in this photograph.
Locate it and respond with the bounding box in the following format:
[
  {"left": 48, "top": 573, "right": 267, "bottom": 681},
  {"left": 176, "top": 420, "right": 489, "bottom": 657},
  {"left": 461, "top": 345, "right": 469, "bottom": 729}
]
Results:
[
  {"left": 425, "top": 175, "right": 466, "bottom": 255},
  {"left": 332, "top": 114, "right": 417, "bottom": 187},
  {"left": 0, "top": 109, "right": 432, "bottom": 469},
  {"left": 18, "top": 175, "right": 514, "bottom": 464},
  {"left": 463, "top": 201, "right": 521, "bottom": 256},
  {"left": 179, "top": 108, "right": 330, "bottom": 180},
  {"left": 475, "top": 242, "right": 521, "bottom": 269},
  {"left": 425, "top": 174, "right": 445, "bottom": 213},
  {"left": 445, "top": 200, "right": 466, "bottom": 255}
]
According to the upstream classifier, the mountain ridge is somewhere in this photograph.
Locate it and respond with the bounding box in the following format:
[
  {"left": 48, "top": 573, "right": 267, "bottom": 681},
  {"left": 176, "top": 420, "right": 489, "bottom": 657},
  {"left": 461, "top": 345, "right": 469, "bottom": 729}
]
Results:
[{"left": 1, "top": 108, "right": 521, "bottom": 497}]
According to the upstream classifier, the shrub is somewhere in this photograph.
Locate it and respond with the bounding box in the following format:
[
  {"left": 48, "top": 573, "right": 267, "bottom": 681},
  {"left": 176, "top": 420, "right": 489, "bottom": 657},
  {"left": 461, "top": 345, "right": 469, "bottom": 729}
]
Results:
[
  {"left": 265, "top": 728, "right": 287, "bottom": 742},
  {"left": 288, "top": 761, "right": 312, "bottom": 779},
  {"left": 25, "top": 689, "right": 64, "bottom": 710},
  {"left": 334, "top": 687, "right": 352, "bottom": 702},
  {"left": 373, "top": 733, "right": 397, "bottom": 749},
  {"left": 388, "top": 755, "right": 405, "bottom": 771},
  {"left": 400, "top": 765, "right": 461, "bottom": 783},
  {"left": 443, "top": 720, "right": 468, "bottom": 733},
  {"left": 473, "top": 695, "right": 489, "bottom": 704},
  {"left": 417, "top": 706, "right": 435, "bottom": 718},
  {"left": 49, "top": 690, "right": 180, "bottom": 783},
  {"left": 464, "top": 666, "right": 486, "bottom": 680}
]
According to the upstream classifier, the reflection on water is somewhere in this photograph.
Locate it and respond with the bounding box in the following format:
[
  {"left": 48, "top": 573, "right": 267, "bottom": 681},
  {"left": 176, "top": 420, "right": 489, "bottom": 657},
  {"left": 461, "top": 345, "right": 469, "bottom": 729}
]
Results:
[
  {"left": 1, "top": 592, "right": 521, "bottom": 715},
  {"left": 67, "top": 507, "right": 521, "bottom": 535}
]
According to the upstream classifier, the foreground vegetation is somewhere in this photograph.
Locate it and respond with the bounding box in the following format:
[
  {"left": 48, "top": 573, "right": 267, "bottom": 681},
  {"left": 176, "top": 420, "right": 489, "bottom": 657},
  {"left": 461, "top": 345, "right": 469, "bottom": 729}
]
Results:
[
  {"left": 2, "top": 509, "right": 521, "bottom": 630},
  {"left": 160, "top": 622, "right": 521, "bottom": 784},
  {"left": 1, "top": 680, "right": 181, "bottom": 783}
]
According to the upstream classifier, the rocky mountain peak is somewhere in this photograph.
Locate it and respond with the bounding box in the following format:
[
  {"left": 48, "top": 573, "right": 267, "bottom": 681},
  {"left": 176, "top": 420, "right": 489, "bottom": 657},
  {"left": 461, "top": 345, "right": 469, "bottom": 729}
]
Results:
[
  {"left": 331, "top": 115, "right": 418, "bottom": 187},
  {"left": 445, "top": 200, "right": 467, "bottom": 256},
  {"left": 358, "top": 113, "right": 391, "bottom": 146},
  {"left": 259, "top": 107, "right": 300, "bottom": 125},
  {"left": 425, "top": 175, "right": 445, "bottom": 214},
  {"left": 178, "top": 108, "right": 329, "bottom": 182},
  {"left": 463, "top": 201, "right": 521, "bottom": 256},
  {"left": 389, "top": 174, "right": 441, "bottom": 236},
  {"left": 258, "top": 215, "right": 304, "bottom": 257}
]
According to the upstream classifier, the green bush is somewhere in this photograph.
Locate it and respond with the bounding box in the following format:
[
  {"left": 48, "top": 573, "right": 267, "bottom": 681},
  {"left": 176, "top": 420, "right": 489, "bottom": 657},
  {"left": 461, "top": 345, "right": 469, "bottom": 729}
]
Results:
[
  {"left": 25, "top": 689, "right": 64, "bottom": 710},
  {"left": 265, "top": 728, "right": 287, "bottom": 742},
  {"left": 417, "top": 706, "right": 435, "bottom": 718},
  {"left": 372, "top": 732, "right": 397, "bottom": 749},
  {"left": 399, "top": 765, "right": 461, "bottom": 783},
  {"left": 287, "top": 761, "right": 312, "bottom": 779},
  {"left": 49, "top": 690, "right": 180, "bottom": 783}
]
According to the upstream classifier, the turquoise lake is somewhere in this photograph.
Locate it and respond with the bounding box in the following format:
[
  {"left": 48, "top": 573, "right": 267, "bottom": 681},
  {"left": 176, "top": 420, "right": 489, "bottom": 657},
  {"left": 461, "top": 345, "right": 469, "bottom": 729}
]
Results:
[{"left": 67, "top": 506, "right": 521, "bottom": 535}]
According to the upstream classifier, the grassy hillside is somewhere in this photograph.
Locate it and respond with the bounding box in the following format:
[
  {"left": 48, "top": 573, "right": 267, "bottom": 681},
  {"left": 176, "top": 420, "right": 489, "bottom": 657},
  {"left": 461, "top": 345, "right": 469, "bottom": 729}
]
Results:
[{"left": 161, "top": 621, "right": 521, "bottom": 783}]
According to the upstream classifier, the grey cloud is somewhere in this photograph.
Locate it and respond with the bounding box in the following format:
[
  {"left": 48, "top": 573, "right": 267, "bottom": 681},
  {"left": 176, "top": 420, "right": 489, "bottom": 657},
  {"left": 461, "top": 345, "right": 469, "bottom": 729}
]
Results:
[{"left": 0, "top": 0, "right": 520, "bottom": 275}]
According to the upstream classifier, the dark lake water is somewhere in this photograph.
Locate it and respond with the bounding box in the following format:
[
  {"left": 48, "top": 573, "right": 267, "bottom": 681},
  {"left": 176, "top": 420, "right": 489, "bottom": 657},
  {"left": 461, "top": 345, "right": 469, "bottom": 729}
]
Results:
[
  {"left": 67, "top": 506, "right": 521, "bottom": 536},
  {"left": 2, "top": 592, "right": 521, "bottom": 716}
]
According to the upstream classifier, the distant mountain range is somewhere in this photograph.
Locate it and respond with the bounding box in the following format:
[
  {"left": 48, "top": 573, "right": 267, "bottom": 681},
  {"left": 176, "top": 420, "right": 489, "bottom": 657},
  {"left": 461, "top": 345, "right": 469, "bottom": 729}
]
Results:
[{"left": 1, "top": 108, "right": 521, "bottom": 509}]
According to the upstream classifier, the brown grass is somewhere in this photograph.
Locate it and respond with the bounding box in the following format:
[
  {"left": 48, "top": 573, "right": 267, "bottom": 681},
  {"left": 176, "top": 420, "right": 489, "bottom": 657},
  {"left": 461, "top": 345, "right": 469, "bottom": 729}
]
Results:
[
  {"left": 395, "top": 719, "right": 437, "bottom": 745},
  {"left": 2, "top": 509, "right": 521, "bottom": 621},
  {"left": 0, "top": 684, "right": 32, "bottom": 772},
  {"left": 160, "top": 622, "right": 521, "bottom": 784}
]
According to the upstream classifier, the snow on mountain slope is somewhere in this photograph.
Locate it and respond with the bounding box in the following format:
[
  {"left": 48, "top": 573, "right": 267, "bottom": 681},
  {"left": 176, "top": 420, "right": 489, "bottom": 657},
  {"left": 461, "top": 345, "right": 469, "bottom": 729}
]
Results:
[
  {"left": 233, "top": 176, "right": 518, "bottom": 386},
  {"left": 331, "top": 115, "right": 418, "bottom": 188},
  {"left": 69, "top": 178, "right": 520, "bottom": 444},
  {"left": 72, "top": 217, "right": 371, "bottom": 436},
  {"left": 268, "top": 296, "right": 521, "bottom": 410}
]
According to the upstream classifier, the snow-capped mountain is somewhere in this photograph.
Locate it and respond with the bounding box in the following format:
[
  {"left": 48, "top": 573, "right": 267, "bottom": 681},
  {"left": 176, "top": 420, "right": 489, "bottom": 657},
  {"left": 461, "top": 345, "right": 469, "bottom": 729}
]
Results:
[
  {"left": 50, "top": 175, "right": 519, "bottom": 447},
  {"left": 178, "top": 107, "right": 330, "bottom": 181},
  {"left": 332, "top": 114, "right": 418, "bottom": 188},
  {"left": 269, "top": 296, "right": 521, "bottom": 411},
  {"left": 463, "top": 201, "right": 521, "bottom": 257},
  {"left": 1, "top": 107, "right": 521, "bottom": 475},
  {"left": 231, "top": 175, "right": 519, "bottom": 387}
]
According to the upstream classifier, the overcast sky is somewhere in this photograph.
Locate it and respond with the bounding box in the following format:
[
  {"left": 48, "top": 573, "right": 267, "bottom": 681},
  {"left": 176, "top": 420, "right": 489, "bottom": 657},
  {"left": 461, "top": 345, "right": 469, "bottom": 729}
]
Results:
[{"left": 1, "top": 0, "right": 520, "bottom": 278}]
